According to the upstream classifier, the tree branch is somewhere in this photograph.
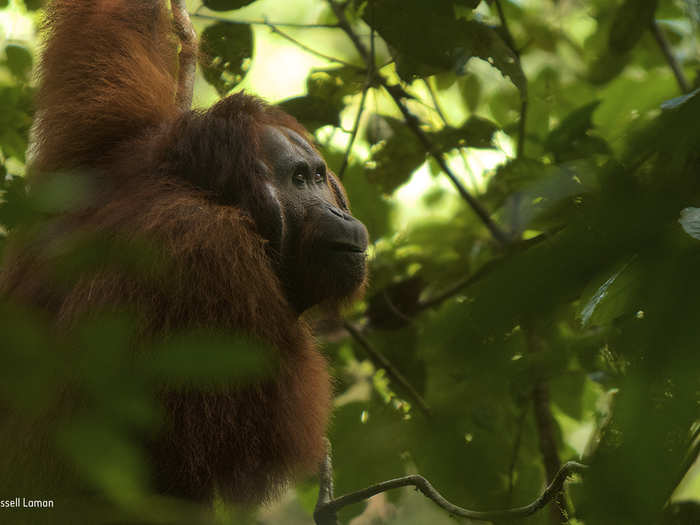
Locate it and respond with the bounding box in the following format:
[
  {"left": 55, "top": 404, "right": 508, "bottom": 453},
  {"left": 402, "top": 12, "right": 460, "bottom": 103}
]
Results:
[
  {"left": 386, "top": 86, "right": 510, "bottom": 243},
  {"left": 314, "top": 439, "right": 338, "bottom": 525},
  {"left": 424, "top": 78, "right": 481, "bottom": 189},
  {"left": 650, "top": 19, "right": 690, "bottom": 94},
  {"left": 416, "top": 229, "right": 560, "bottom": 312},
  {"left": 192, "top": 12, "right": 340, "bottom": 29},
  {"left": 493, "top": 0, "right": 528, "bottom": 160},
  {"left": 526, "top": 324, "right": 569, "bottom": 523},
  {"left": 337, "top": 12, "right": 376, "bottom": 179},
  {"left": 314, "top": 460, "right": 587, "bottom": 522},
  {"left": 193, "top": 11, "right": 361, "bottom": 69},
  {"left": 172, "top": 0, "right": 197, "bottom": 111},
  {"left": 338, "top": 85, "right": 369, "bottom": 179},
  {"left": 328, "top": 0, "right": 509, "bottom": 245},
  {"left": 343, "top": 321, "right": 432, "bottom": 418},
  {"left": 415, "top": 259, "right": 497, "bottom": 312},
  {"left": 263, "top": 21, "right": 363, "bottom": 69}
]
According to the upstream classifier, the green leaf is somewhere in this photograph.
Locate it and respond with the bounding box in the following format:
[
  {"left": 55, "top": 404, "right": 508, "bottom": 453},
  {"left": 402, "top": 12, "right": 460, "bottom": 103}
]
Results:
[
  {"left": 144, "top": 331, "right": 275, "bottom": 386},
  {"left": 0, "top": 175, "right": 30, "bottom": 229},
  {"left": 359, "top": 0, "right": 525, "bottom": 93},
  {"left": 366, "top": 117, "right": 425, "bottom": 194},
  {"left": 0, "top": 85, "right": 34, "bottom": 162},
  {"left": 432, "top": 116, "right": 499, "bottom": 150},
  {"left": 609, "top": 0, "right": 659, "bottom": 54},
  {"left": 199, "top": 22, "right": 252, "bottom": 95},
  {"left": 202, "top": 0, "right": 256, "bottom": 11},
  {"left": 661, "top": 88, "right": 700, "bottom": 110},
  {"left": 458, "top": 72, "right": 482, "bottom": 112},
  {"left": 307, "top": 67, "right": 365, "bottom": 100},
  {"left": 330, "top": 402, "right": 405, "bottom": 520},
  {"left": 485, "top": 158, "right": 545, "bottom": 210},
  {"left": 460, "top": 20, "right": 527, "bottom": 96},
  {"left": 58, "top": 418, "right": 147, "bottom": 500},
  {"left": 278, "top": 95, "right": 341, "bottom": 130},
  {"left": 456, "top": 0, "right": 481, "bottom": 7},
  {"left": 365, "top": 113, "right": 498, "bottom": 194},
  {"left": 24, "top": 0, "right": 42, "bottom": 10},
  {"left": 545, "top": 101, "right": 610, "bottom": 162},
  {"left": 5, "top": 44, "right": 32, "bottom": 81}
]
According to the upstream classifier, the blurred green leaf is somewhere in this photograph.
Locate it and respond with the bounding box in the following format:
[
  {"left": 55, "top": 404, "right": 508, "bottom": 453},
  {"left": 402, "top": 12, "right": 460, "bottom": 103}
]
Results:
[
  {"left": 278, "top": 95, "right": 341, "bottom": 130},
  {"left": 545, "top": 101, "right": 610, "bottom": 162},
  {"left": 433, "top": 116, "right": 499, "bottom": 150},
  {"left": 458, "top": 72, "right": 482, "bottom": 112},
  {"left": 330, "top": 402, "right": 406, "bottom": 521},
  {"left": 144, "top": 331, "right": 275, "bottom": 386},
  {"left": 202, "top": 0, "right": 256, "bottom": 11},
  {"left": 5, "top": 44, "right": 32, "bottom": 81},
  {"left": 366, "top": 116, "right": 425, "bottom": 194},
  {"left": 58, "top": 417, "right": 148, "bottom": 501},
  {"left": 609, "top": 0, "right": 659, "bottom": 54},
  {"left": 199, "top": 22, "right": 252, "bottom": 95}
]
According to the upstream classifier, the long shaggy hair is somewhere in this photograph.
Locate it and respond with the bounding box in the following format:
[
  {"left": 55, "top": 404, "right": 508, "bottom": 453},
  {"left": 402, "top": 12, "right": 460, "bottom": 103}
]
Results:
[{"left": 0, "top": 0, "right": 367, "bottom": 504}]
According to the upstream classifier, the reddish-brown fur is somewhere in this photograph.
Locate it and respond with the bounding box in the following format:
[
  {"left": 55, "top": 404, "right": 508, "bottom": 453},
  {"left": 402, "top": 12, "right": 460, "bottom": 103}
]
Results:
[{"left": 0, "top": 0, "right": 363, "bottom": 504}]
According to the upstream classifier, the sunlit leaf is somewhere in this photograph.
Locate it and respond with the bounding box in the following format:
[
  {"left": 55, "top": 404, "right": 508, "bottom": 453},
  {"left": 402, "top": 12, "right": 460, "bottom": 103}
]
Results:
[
  {"left": 278, "top": 95, "right": 341, "bottom": 130},
  {"left": 199, "top": 22, "right": 252, "bottom": 95}
]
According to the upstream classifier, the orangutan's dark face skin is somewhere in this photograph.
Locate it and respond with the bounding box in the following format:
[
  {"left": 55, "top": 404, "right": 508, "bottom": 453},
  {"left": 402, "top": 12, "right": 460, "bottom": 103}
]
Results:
[{"left": 257, "top": 125, "right": 368, "bottom": 313}]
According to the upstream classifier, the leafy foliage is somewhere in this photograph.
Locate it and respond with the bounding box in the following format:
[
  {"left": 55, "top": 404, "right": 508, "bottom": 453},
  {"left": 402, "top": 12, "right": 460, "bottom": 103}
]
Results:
[{"left": 1, "top": 0, "right": 700, "bottom": 524}]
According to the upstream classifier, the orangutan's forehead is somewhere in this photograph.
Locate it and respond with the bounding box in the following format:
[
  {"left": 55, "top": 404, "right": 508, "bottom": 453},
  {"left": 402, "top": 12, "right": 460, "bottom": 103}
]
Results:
[
  {"left": 283, "top": 128, "right": 315, "bottom": 154},
  {"left": 260, "top": 125, "right": 322, "bottom": 166}
]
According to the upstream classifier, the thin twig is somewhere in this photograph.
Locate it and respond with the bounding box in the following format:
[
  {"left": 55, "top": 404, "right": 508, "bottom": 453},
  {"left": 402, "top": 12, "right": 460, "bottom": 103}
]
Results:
[
  {"left": 494, "top": 0, "right": 528, "bottom": 160},
  {"left": 493, "top": 0, "right": 516, "bottom": 51},
  {"left": 343, "top": 321, "right": 432, "bottom": 417},
  {"left": 314, "top": 439, "right": 338, "bottom": 525},
  {"left": 329, "top": 1, "right": 370, "bottom": 61},
  {"left": 416, "top": 229, "right": 559, "bottom": 311},
  {"left": 338, "top": 85, "right": 369, "bottom": 179},
  {"left": 423, "top": 78, "right": 481, "bottom": 189},
  {"left": 516, "top": 99, "right": 528, "bottom": 159},
  {"left": 337, "top": 6, "right": 376, "bottom": 179},
  {"left": 315, "top": 461, "right": 588, "bottom": 522},
  {"left": 526, "top": 324, "right": 568, "bottom": 524},
  {"left": 192, "top": 12, "right": 340, "bottom": 29},
  {"left": 422, "top": 78, "right": 448, "bottom": 124},
  {"left": 329, "top": 1, "right": 509, "bottom": 245},
  {"left": 386, "top": 88, "right": 509, "bottom": 244},
  {"left": 507, "top": 405, "right": 528, "bottom": 499},
  {"left": 172, "top": 0, "right": 197, "bottom": 111},
  {"left": 650, "top": 19, "right": 690, "bottom": 93},
  {"left": 416, "top": 262, "right": 495, "bottom": 312},
  {"left": 195, "top": 11, "right": 362, "bottom": 69},
  {"left": 263, "top": 21, "right": 363, "bottom": 69}
]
